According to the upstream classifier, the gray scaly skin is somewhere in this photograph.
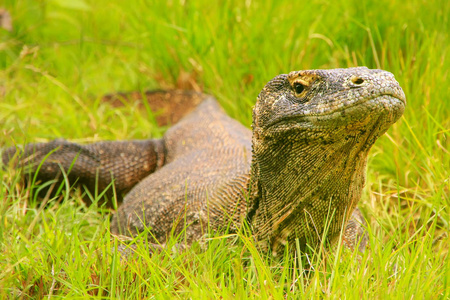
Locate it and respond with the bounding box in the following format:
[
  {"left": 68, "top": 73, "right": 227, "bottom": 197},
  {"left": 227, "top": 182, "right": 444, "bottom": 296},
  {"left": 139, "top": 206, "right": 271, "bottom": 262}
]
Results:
[{"left": 1, "top": 67, "right": 406, "bottom": 255}]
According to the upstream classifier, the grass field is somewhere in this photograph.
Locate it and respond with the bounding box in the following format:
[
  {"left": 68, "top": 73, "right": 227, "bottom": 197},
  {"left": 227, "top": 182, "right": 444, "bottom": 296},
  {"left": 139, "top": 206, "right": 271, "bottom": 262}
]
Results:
[{"left": 1, "top": 0, "right": 449, "bottom": 298}]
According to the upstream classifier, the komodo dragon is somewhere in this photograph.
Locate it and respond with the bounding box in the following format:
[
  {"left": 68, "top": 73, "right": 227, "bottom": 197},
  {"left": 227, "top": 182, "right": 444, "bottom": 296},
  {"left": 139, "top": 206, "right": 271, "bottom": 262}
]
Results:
[{"left": 2, "top": 67, "right": 406, "bottom": 255}]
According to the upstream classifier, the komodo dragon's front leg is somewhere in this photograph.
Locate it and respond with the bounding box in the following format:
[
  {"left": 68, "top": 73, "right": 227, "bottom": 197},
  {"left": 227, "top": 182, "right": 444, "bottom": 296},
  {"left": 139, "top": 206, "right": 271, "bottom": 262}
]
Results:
[{"left": 1, "top": 139, "right": 165, "bottom": 207}]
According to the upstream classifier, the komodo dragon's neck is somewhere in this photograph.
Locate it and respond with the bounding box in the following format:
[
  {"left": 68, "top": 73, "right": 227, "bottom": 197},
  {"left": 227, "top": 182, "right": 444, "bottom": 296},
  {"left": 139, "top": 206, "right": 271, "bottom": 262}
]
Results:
[{"left": 246, "top": 67, "right": 406, "bottom": 255}]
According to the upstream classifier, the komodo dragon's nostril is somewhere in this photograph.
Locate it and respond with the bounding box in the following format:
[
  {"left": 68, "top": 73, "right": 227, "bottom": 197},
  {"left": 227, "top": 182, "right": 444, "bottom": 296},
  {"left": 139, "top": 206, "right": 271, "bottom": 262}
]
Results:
[{"left": 352, "top": 77, "right": 365, "bottom": 85}]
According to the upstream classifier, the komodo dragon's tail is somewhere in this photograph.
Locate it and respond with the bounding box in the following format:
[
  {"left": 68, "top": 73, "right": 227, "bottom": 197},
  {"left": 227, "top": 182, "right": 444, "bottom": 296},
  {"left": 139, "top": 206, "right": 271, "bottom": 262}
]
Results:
[{"left": 1, "top": 90, "right": 208, "bottom": 207}]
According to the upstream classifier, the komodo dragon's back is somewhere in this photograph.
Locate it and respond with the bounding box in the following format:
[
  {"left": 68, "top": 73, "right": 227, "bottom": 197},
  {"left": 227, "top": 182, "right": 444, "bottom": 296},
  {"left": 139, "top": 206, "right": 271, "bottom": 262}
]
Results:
[
  {"left": 111, "top": 98, "right": 252, "bottom": 243},
  {"left": 2, "top": 67, "right": 406, "bottom": 254}
]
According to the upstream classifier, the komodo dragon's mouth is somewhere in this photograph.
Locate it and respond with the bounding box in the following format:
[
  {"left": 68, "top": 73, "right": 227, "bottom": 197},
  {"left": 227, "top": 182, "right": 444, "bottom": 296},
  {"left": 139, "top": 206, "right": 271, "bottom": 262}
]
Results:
[
  {"left": 265, "top": 93, "right": 406, "bottom": 131},
  {"left": 313, "top": 92, "right": 406, "bottom": 116}
]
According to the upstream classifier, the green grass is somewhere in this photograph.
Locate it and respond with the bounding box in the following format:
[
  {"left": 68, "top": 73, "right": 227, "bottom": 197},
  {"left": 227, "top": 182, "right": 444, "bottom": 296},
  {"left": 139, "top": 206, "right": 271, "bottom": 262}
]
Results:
[{"left": 0, "top": 0, "right": 449, "bottom": 298}]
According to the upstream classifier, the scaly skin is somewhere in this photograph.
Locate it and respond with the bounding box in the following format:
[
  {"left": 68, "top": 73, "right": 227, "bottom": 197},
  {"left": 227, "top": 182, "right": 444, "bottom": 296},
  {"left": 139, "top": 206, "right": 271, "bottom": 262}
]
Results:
[
  {"left": 1, "top": 67, "right": 405, "bottom": 254},
  {"left": 248, "top": 68, "right": 405, "bottom": 255}
]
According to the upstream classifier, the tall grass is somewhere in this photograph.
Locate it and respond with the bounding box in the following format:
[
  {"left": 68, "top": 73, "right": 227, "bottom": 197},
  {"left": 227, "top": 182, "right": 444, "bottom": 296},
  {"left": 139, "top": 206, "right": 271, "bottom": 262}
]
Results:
[{"left": 0, "top": 0, "right": 449, "bottom": 298}]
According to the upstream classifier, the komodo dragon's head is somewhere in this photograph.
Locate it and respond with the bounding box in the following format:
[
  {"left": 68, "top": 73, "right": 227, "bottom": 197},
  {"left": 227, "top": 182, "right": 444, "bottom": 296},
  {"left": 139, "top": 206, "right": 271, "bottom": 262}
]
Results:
[{"left": 248, "top": 67, "right": 406, "bottom": 255}]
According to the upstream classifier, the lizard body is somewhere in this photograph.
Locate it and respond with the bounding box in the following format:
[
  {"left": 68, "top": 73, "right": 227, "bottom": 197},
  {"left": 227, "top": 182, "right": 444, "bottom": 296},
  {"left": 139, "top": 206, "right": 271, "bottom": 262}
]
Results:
[{"left": 2, "top": 67, "right": 406, "bottom": 254}]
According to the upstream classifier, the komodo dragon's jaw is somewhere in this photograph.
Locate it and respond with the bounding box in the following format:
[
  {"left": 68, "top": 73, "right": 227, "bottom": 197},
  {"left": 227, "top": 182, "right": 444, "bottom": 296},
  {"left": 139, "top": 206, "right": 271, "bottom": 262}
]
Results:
[{"left": 248, "top": 67, "right": 406, "bottom": 255}]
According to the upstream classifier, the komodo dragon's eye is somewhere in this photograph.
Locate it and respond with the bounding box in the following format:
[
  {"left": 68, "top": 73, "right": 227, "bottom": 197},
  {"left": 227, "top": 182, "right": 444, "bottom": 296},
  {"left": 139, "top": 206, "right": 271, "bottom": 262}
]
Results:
[{"left": 293, "top": 82, "right": 304, "bottom": 94}]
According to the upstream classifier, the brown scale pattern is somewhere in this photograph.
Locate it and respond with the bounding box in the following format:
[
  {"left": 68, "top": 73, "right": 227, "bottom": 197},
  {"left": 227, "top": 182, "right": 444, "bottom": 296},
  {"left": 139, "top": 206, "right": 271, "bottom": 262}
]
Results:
[
  {"left": 1, "top": 139, "right": 163, "bottom": 206},
  {"left": 110, "top": 98, "right": 252, "bottom": 244},
  {"left": 249, "top": 67, "right": 405, "bottom": 255},
  {"left": 1, "top": 67, "right": 406, "bottom": 254}
]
